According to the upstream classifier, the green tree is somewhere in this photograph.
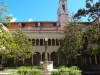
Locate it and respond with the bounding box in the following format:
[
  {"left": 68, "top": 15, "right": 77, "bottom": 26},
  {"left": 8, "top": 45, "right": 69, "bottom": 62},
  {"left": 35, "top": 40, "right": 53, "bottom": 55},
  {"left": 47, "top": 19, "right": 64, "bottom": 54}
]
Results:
[
  {"left": 57, "top": 19, "right": 83, "bottom": 60},
  {"left": 0, "top": 0, "right": 12, "bottom": 25},
  {"left": 83, "top": 24, "right": 100, "bottom": 55},
  {"left": 0, "top": 0, "right": 12, "bottom": 66},
  {"left": 74, "top": 0, "right": 100, "bottom": 21},
  {"left": 12, "top": 29, "right": 34, "bottom": 67},
  {"left": 0, "top": 24, "right": 16, "bottom": 66}
]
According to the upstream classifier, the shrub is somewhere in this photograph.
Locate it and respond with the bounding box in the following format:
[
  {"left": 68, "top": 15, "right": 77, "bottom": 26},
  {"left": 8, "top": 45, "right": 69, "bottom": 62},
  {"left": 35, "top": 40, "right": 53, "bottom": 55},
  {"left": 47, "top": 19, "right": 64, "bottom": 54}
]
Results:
[
  {"left": 10, "top": 66, "right": 42, "bottom": 75},
  {"left": 51, "top": 66, "right": 82, "bottom": 75}
]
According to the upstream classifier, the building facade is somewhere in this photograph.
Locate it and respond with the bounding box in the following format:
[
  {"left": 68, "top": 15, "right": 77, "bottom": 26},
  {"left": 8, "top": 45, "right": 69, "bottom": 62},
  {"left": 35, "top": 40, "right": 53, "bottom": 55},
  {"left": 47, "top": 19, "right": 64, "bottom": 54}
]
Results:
[{"left": 5, "top": 0, "right": 100, "bottom": 67}]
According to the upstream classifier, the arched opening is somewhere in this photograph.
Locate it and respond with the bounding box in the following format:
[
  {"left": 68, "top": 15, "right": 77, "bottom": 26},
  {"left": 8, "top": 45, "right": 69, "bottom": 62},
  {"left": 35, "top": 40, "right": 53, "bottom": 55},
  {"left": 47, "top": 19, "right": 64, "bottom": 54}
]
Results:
[
  {"left": 33, "top": 52, "right": 41, "bottom": 66},
  {"left": 40, "top": 39, "right": 43, "bottom": 46},
  {"left": 97, "top": 54, "right": 100, "bottom": 64},
  {"left": 51, "top": 52, "right": 58, "bottom": 66},
  {"left": 7, "top": 59, "right": 14, "bottom": 67},
  {"left": 36, "top": 39, "right": 39, "bottom": 46},
  {"left": 62, "top": 4, "right": 65, "bottom": 13},
  {"left": 42, "top": 52, "right": 49, "bottom": 61},
  {"left": 56, "top": 39, "right": 59, "bottom": 46},
  {"left": 77, "top": 56, "right": 82, "bottom": 66},
  {"left": 48, "top": 39, "right": 51, "bottom": 46},
  {"left": 28, "top": 39, "right": 31, "bottom": 41},
  {"left": 59, "top": 57, "right": 66, "bottom": 66},
  {"left": 52, "top": 39, "right": 55, "bottom": 46},
  {"left": 32, "top": 39, "right": 35, "bottom": 46},
  {"left": 91, "top": 55, "right": 95, "bottom": 65},
  {"left": 25, "top": 56, "right": 32, "bottom": 66}
]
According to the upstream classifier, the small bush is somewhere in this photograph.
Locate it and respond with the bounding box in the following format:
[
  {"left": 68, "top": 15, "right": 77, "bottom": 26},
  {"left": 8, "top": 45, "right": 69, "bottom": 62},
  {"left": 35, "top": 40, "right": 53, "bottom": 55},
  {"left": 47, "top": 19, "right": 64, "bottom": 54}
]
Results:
[
  {"left": 51, "top": 70, "right": 58, "bottom": 75},
  {"left": 10, "top": 66, "right": 42, "bottom": 75},
  {"left": 51, "top": 66, "right": 82, "bottom": 75}
]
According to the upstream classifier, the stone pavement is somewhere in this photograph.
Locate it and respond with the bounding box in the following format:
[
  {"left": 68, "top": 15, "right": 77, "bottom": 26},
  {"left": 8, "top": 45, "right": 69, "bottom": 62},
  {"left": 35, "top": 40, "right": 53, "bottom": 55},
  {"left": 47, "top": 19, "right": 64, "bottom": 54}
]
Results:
[
  {"left": 0, "top": 71, "right": 12, "bottom": 75},
  {"left": 0, "top": 70, "right": 52, "bottom": 75}
]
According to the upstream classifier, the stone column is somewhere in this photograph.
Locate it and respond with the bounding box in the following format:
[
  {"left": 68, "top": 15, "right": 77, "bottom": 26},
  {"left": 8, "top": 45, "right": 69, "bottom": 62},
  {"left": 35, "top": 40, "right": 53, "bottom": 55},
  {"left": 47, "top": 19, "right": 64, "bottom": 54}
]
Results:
[
  {"left": 94, "top": 55, "right": 98, "bottom": 65},
  {"left": 49, "top": 53, "right": 51, "bottom": 61},
  {"left": 58, "top": 57, "right": 59, "bottom": 65},
  {"left": 41, "top": 54, "right": 42, "bottom": 61},
  {"left": 84, "top": 57, "right": 86, "bottom": 64}
]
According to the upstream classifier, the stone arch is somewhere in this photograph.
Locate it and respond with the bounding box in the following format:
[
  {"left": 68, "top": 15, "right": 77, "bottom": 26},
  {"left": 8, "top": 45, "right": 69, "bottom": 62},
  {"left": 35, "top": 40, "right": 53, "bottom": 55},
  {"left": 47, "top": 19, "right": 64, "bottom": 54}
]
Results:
[
  {"left": 48, "top": 39, "right": 51, "bottom": 46},
  {"left": 40, "top": 39, "right": 43, "bottom": 46},
  {"left": 33, "top": 52, "right": 41, "bottom": 66},
  {"left": 36, "top": 39, "right": 39, "bottom": 46},
  {"left": 52, "top": 39, "right": 55, "bottom": 46},
  {"left": 42, "top": 52, "right": 49, "bottom": 61},
  {"left": 51, "top": 52, "right": 58, "bottom": 66}
]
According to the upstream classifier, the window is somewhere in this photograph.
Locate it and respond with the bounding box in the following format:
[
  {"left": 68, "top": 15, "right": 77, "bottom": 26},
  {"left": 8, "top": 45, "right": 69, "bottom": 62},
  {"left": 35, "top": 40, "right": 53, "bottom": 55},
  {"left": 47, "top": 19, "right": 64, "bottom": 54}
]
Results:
[
  {"left": 40, "top": 39, "right": 43, "bottom": 46},
  {"left": 48, "top": 39, "right": 51, "bottom": 46},
  {"left": 36, "top": 39, "right": 39, "bottom": 46},
  {"left": 53, "top": 23, "right": 56, "bottom": 26},
  {"left": 52, "top": 39, "right": 55, "bottom": 46},
  {"left": 21, "top": 23, "right": 26, "bottom": 27},
  {"left": 56, "top": 39, "right": 59, "bottom": 46},
  {"left": 35, "top": 23, "right": 38, "bottom": 27},
  {"left": 28, "top": 39, "right": 31, "bottom": 41}
]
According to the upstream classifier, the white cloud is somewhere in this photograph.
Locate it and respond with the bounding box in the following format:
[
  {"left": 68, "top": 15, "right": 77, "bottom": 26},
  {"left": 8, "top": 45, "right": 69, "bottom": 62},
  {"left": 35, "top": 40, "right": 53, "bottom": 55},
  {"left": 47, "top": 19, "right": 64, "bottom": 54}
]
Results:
[
  {"left": 10, "top": 14, "right": 17, "bottom": 22},
  {"left": 29, "top": 19, "right": 33, "bottom": 22},
  {"left": 10, "top": 18, "right": 17, "bottom": 22}
]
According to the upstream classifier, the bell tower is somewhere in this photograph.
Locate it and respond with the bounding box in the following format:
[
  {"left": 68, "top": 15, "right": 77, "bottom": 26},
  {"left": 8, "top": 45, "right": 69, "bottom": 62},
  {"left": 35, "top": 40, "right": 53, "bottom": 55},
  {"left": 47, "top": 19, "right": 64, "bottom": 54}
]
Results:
[{"left": 57, "top": 0, "right": 69, "bottom": 30}]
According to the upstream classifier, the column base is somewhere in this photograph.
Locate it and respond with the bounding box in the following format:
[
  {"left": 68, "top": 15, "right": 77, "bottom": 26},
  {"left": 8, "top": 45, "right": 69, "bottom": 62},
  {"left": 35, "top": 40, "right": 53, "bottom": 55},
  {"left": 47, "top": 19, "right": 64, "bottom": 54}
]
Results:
[{"left": 40, "top": 61, "right": 53, "bottom": 71}]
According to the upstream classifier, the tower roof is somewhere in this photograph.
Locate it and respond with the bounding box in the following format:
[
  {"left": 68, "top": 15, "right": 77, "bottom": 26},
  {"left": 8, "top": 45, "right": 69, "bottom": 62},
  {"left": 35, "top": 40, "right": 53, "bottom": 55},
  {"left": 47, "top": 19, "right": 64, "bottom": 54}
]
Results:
[{"left": 59, "top": 0, "right": 67, "bottom": 3}]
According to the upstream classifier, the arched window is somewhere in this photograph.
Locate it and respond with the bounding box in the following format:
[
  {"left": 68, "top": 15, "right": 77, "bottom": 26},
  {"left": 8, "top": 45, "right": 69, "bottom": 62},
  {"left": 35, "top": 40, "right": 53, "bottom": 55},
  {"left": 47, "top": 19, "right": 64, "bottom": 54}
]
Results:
[
  {"left": 36, "top": 39, "right": 39, "bottom": 46},
  {"left": 28, "top": 39, "right": 31, "bottom": 41},
  {"left": 48, "top": 39, "right": 51, "bottom": 46},
  {"left": 52, "top": 39, "right": 55, "bottom": 46},
  {"left": 56, "top": 39, "right": 59, "bottom": 46},
  {"left": 40, "top": 39, "right": 43, "bottom": 46},
  {"left": 32, "top": 39, "right": 35, "bottom": 46}
]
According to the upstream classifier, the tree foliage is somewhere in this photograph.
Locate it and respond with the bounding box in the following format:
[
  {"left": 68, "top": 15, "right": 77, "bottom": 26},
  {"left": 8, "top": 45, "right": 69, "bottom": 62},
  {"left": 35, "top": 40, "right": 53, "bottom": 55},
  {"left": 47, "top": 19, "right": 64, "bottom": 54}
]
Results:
[
  {"left": 83, "top": 24, "right": 100, "bottom": 55},
  {"left": 0, "top": 0, "right": 14, "bottom": 64},
  {"left": 0, "top": 0, "right": 12, "bottom": 25},
  {"left": 0, "top": 24, "right": 16, "bottom": 62},
  {"left": 74, "top": 0, "right": 100, "bottom": 21},
  {"left": 57, "top": 20, "right": 83, "bottom": 59},
  {"left": 0, "top": 0, "right": 34, "bottom": 67},
  {"left": 12, "top": 29, "right": 34, "bottom": 64}
]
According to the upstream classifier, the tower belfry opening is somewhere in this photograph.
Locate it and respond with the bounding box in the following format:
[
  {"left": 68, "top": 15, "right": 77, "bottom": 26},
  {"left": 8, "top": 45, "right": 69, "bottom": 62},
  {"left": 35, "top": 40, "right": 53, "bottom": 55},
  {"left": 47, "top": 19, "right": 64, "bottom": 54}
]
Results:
[{"left": 62, "top": 4, "right": 65, "bottom": 13}]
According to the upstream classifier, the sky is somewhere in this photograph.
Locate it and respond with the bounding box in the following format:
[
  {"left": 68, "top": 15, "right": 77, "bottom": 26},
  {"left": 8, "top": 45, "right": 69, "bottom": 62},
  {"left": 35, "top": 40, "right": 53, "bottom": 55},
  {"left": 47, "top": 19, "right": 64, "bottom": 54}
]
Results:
[{"left": 5, "top": 0, "right": 98, "bottom": 22}]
